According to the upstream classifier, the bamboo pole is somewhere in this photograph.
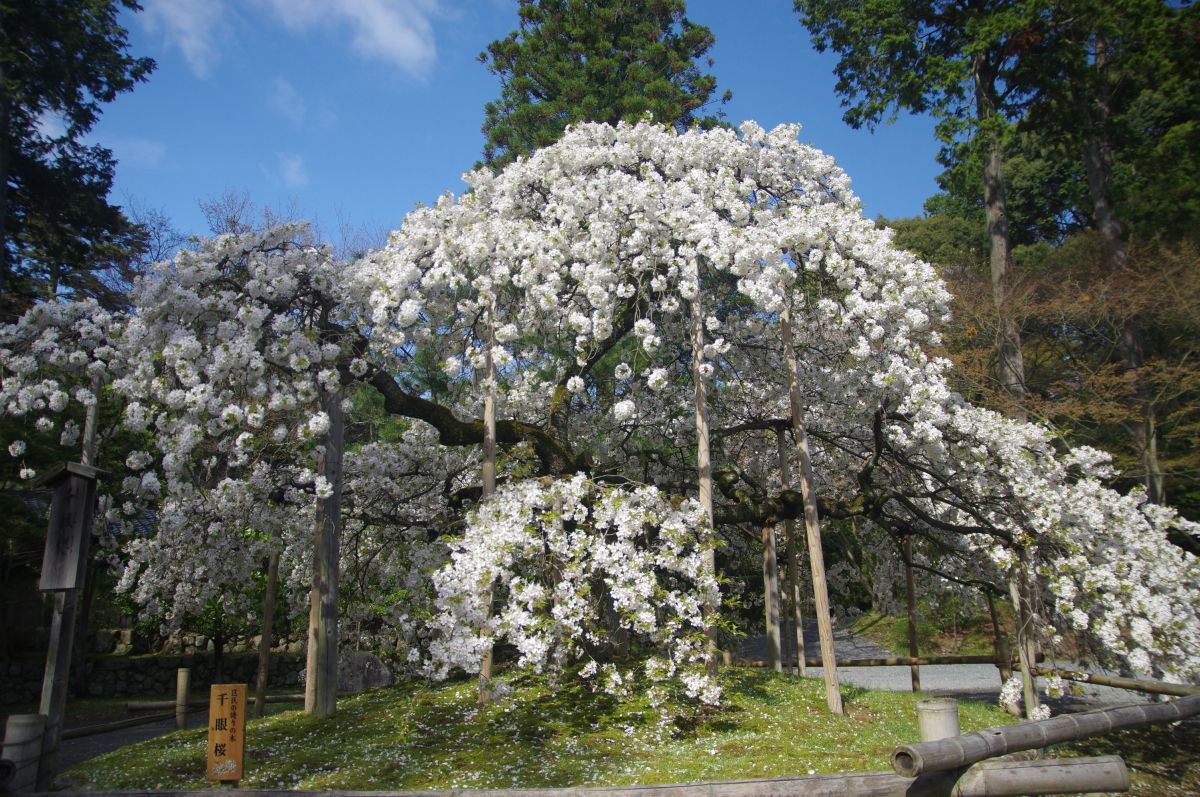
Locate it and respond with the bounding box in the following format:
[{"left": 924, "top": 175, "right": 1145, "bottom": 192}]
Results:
[
  {"left": 741, "top": 654, "right": 1028, "bottom": 668},
  {"left": 780, "top": 301, "right": 842, "bottom": 714},
  {"left": 776, "top": 429, "right": 806, "bottom": 676},
  {"left": 1014, "top": 664, "right": 1200, "bottom": 697},
  {"left": 892, "top": 694, "right": 1200, "bottom": 777}
]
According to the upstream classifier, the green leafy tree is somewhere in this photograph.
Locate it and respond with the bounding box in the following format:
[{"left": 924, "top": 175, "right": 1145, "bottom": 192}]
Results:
[
  {"left": 0, "top": 0, "right": 154, "bottom": 319},
  {"left": 794, "top": 0, "right": 1052, "bottom": 412},
  {"left": 479, "top": 0, "right": 730, "bottom": 169}
]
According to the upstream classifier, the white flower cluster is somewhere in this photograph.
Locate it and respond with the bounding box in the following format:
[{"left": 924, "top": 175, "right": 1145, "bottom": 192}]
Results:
[{"left": 426, "top": 475, "right": 721, "bottom": 704}]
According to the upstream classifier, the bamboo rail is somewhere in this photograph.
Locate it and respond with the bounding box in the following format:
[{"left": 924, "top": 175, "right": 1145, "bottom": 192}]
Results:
[
  {"left": 126, "top": 693, "right": 310, "bottom": 712},
  {"left": 892, "top": 693, "right": 1200, "bottom": 777},
  {"left": 1013, "top": 664, "right": 1200, "bottom": 697},
  {"left": 740, "top": 654, "right": 1035, "bottom": 668}
]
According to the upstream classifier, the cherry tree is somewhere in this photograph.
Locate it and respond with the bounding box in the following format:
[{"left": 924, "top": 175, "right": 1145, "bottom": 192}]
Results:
[{"left": 3, "top": 121, "right": 1197, "bottom": 717}]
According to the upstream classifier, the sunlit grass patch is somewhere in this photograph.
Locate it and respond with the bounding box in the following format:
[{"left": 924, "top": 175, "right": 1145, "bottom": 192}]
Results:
[{"left": 66, "top": 667, "right": 1016, "bottom": 791}]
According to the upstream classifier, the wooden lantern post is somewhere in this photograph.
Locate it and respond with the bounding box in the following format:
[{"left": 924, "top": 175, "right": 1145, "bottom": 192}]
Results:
[{"left": 34, "top": 461, "right": 106, "bottom": 790}]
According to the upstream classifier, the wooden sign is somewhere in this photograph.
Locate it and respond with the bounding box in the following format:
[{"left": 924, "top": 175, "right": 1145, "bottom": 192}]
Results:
[
  {"left": 37, "top": 463, "right": 101, "bottom": 590},
  {"left": 207, "top": 684, "right": 247, "bottom": 782}
]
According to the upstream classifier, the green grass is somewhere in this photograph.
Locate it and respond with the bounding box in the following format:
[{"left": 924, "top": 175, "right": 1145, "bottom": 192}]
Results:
[
  {"left": 65, "top": 668, "right": 1016, "bottom": 790},
  {"left": 850, "top": 610, "right": 1004, "bottom": 658}
]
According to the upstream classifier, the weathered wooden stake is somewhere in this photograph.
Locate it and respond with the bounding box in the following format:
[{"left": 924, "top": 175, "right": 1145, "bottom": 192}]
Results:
[{"left": 781, "top": 301, "right": 842, "bottom": 714}]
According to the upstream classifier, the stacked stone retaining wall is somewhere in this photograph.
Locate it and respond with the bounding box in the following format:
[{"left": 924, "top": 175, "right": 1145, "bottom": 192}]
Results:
[{"left": 0, "top": 652, "right": 305, "bottom": 705}]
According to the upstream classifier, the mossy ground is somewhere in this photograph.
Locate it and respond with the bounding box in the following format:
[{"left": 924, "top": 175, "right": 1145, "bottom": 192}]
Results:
[
  {"left": 60, "top": 667, "right": 1199, "bottom": 794},
  {"left": 66, "top": 668, "right": 1014, "bottom": 790},
  {"left": 849, "top": 610, "right": 1003, "bottom": 658}
]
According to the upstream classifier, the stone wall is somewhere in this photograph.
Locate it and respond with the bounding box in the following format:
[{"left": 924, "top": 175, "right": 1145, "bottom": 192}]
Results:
[{"left": 0, "top": 651, "right": 306, "bottom": 706}]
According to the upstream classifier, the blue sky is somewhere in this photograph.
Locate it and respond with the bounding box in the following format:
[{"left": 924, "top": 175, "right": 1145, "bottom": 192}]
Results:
[{"left": 92, "top": 1, "right": 942, "bottom": 251}]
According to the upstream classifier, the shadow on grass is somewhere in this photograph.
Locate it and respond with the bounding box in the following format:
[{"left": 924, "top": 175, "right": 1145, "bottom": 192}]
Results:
[{"left": 1059, "top": 720, "right": 1200, "bottom": 794}]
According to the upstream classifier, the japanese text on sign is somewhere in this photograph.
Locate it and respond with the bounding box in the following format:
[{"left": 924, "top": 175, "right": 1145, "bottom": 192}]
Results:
[{"left": 207, "top": 683, "right": 247, "bottom": 781}]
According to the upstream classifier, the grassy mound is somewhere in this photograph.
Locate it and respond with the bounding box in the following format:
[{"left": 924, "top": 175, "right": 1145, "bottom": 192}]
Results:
[{"left": 66, "top": 668, "right": 1016, "bottom": 790}]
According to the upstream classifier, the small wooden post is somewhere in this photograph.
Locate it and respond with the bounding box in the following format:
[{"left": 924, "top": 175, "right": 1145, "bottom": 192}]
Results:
[
  {"left": 902, "top": 538, "right": 921, "bottom": 692},
  {"left": 175, "top": 668, "right": 191, "bottom": 730}
]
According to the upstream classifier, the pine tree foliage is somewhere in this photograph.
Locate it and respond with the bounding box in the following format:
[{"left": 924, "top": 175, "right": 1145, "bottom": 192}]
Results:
[
  {"left": 479, "top": 0, "right": 730, "bottom": 169},
  {"left": 0, "top": 0, "right": 155, "bottom": 318}
]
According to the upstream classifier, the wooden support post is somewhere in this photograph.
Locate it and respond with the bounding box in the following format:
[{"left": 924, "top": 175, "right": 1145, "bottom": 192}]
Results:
[
  {"left": 478, "top": 297, "right": 498, "bottom": 707},
  {"left": 985, "top": 591, "right": 1011, "bottom": 686},
  {"left": 781, "top": 302, "right": 842, "bottom": 714},
  {"left": 1007, "top": 558, "right": 1039, "bottom": 719},
  {"left": 304, "top": 389, "right": 343, "bottom": 718},
  {"left": 776, "top": 429, "right": 806, "bottom": 677},
  {"left": 254, "top": 542, "right": 280, "bottom": 718},
  {"left": 690, "top": 269, "right": 719, "bottom": 675},
  {"left": 175, "top": 668, "right": 191, "bottom": 730},
  {"left": 761, "top": 524, "right": 782, "bottom": 672},
  {"left": 902, "top": 538, "right": 921, "bottom": 693}
]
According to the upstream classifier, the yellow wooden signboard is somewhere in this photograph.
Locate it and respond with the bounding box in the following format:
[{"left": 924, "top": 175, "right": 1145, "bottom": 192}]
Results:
[{"left": 207, "top": 683, "right": 247, "bottom": 782}]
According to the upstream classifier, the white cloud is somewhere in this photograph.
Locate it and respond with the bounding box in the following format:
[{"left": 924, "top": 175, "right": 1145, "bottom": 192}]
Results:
[
  {"left": 258, "top": 0, "right": 438, "bottom": 77},
  {"left": 36, "top": 111, "right": 68, "bottom": 141},
  {"left": 277, "top": 153, "right": 309, "bottom": 188},
  {"left": 112, "top": 137, "right": 168, "bottom": 169},
  {"left": 140, "top": 0, "right": 227, "bottom": 78},
  {"left": 270, "top": 78, "right": 307, "bottom": 123}
]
